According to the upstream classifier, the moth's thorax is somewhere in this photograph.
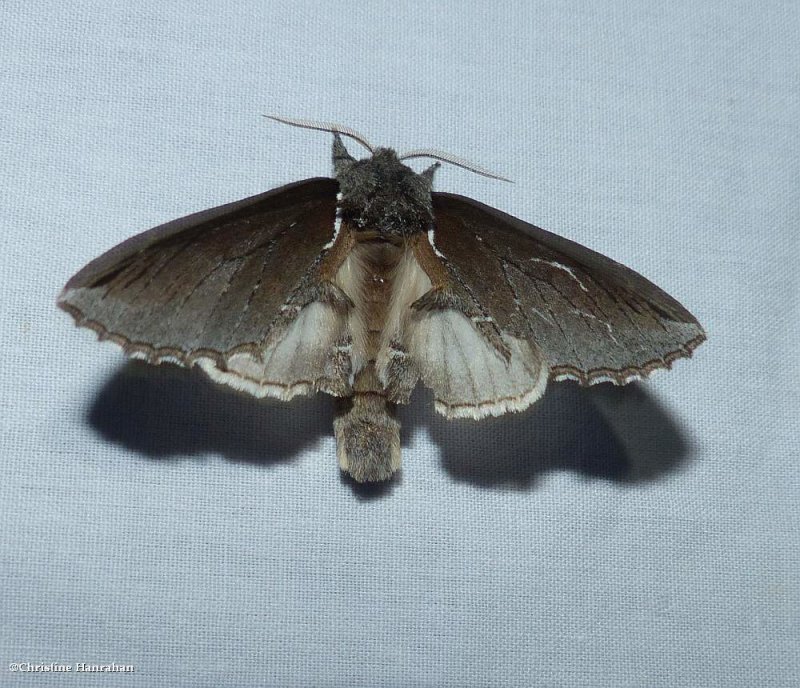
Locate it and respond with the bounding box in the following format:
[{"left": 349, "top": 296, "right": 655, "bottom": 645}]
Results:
[{"left": 335, "top": 147, "right": 433, "bottom": 237}]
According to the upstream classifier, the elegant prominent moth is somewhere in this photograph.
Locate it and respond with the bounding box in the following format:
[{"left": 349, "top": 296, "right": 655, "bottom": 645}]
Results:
[{"left": 59, "top": 117, "right": 706, "bottom": 482}]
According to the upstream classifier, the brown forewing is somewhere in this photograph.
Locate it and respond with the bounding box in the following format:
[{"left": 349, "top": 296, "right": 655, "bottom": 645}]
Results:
[
  {"left": 59, "top": 178, "right": 340, "bottom": 366},
  {"left": 431, "top": 193, "right": 706, "bottom": 385}
]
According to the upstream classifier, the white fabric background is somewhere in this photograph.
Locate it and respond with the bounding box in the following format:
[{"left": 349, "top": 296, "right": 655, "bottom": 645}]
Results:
[{"left": 1, "top": 1, "right": 798, "bottom": 686}]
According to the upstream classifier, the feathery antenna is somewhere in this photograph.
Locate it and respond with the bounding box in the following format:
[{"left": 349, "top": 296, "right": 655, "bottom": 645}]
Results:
[
  {"left": 399, "top": 149, "right": 512, "bottom": 182},
  {"left": 266, "top": 116, "right": 511, "bottom": 181},
  {"left": 265, "top": 115, "right": 374, "bottom": 153}
]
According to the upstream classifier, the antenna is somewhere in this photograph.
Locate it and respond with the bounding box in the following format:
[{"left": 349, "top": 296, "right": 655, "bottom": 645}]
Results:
[
  {"left": 265, "top": 115, "right": 374, "bottom": 153},
  {"left": 399, "top": 149, "right": 511, "bottom": 182}
]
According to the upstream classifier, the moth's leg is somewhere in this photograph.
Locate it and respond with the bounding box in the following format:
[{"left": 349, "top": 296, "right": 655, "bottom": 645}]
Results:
[
  {"left": 407, "top": 232, "right": 452, "bottom": 302},
  {"left": 278, "top": 222, "right": 357, "bottom": 314},
  {"left": 317, "top": 222, "right": 357, "bottom": 283},
  {"left": 311, "top": 223, "right": 359, "bottom": 309}
]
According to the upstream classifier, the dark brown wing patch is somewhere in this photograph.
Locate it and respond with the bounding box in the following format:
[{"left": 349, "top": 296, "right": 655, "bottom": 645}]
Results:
[
  {"left": 431, "top": 193, "right": 706, "bottom": 385},
  {"left": 59, "top": 178, "right": 340, "bottom": 369}
]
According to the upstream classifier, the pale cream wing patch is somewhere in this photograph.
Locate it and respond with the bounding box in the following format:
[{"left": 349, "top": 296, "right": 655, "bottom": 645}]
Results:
[
  {"left": 376, "top": 248, "right": 548, "bottom": 419},
  {"left": 196, "top": 301, "right": 351, "bottom": 400},
  {"left": 408, "top": 310, "right": 548, "bottom": 419}
]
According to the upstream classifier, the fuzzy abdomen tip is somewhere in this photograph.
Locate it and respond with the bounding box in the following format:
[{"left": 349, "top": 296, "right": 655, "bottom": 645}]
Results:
[{"left": 334, "top": 394, "right": 401, "bottom": 483}]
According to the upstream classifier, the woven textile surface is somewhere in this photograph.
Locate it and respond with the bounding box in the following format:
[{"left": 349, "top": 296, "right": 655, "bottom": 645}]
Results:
[{"left": 1, "top": 1, "right": 798, "bottom": 686}]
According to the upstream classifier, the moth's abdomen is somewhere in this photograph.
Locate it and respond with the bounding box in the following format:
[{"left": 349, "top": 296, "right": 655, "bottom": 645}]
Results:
[
  {"left": 334, "top": 366, "right": 400, "bottom": 483},
  {"left": 331, "top": 236, "right": 406, "bottom": 481}
]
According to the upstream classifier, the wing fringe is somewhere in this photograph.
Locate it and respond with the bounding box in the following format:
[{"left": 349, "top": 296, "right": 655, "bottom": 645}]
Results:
[
  {"left": 58, "top": 300, "right": 321, "bottom": 399},
  {"left": 549, "top": 331, "right": 707, "bottom": 386}
]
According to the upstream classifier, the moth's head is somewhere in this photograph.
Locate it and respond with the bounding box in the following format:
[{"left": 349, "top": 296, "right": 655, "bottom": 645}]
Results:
[{"left": 332, "top": 135, "right": 438, "bottom": 235}]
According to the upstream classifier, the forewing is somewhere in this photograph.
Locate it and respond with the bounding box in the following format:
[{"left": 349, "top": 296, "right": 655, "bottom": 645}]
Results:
[
  {"left": 430, "top": 193, "right": 706, "bottom": 385},
  {"left": 59, "top": 177, "right": 352, "bottom": 398}
]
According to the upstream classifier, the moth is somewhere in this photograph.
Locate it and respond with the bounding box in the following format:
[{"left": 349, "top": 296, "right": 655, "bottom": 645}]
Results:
[{"left": 59, "top": 116, "right": 706, "bottom": 482}]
